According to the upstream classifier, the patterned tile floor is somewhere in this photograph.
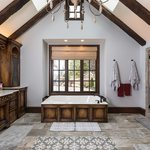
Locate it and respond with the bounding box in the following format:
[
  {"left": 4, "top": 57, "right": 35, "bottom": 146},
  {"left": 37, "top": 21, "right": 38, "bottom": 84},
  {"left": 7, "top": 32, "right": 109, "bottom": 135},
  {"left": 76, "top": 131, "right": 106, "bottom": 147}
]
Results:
[{"left": 0, "top": 113, "right": 150, "bottom": 150}]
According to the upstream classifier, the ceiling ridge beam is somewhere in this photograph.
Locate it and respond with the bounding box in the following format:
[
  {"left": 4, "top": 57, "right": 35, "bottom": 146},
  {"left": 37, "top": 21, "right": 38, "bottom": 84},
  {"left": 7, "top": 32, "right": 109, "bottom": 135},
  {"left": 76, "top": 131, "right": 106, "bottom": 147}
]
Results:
[
  {"left": 0, "top": 0, "right": 30, "bottom": 25},
  {"left": 91, "top": 1, "right": 146, "bottom": 46},
  {"left": 119, "top": 0, "right": 150, "bottom": 25},
  {"left": 9, "top": 0, "right": 62, "bottom": 40}
]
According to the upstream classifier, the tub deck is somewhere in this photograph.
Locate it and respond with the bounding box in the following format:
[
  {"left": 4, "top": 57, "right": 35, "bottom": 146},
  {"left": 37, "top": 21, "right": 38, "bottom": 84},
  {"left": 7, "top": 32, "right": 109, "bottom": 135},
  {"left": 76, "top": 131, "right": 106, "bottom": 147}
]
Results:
[{"left": 41, "top": 96, "right": 108, "bottom": 122}]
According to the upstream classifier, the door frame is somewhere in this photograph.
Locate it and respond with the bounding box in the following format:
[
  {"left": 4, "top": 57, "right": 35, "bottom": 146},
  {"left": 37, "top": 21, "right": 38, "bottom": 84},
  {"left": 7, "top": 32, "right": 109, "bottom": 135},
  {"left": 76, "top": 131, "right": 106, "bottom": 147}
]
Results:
[{"left": 145, "top": 47, "right": 150, "bottom": 116}]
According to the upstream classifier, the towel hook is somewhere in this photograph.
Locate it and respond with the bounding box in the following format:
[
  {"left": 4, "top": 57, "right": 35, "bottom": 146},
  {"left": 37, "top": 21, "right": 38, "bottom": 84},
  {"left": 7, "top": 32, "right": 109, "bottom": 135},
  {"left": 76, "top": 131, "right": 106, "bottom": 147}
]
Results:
[{"left": 113, "top": 59, "right": 116, "bottom": 61}]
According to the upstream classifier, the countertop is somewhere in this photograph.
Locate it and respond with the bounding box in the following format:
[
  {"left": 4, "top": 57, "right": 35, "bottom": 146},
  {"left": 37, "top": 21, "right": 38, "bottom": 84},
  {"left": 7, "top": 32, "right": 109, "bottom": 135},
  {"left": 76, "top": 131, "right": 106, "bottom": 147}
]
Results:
[
  {"left": 2, "top": 86, "right": 27, "bottom": 90},
  {"left": 0, "top": 90, "right": 19, "bottom": 97}
]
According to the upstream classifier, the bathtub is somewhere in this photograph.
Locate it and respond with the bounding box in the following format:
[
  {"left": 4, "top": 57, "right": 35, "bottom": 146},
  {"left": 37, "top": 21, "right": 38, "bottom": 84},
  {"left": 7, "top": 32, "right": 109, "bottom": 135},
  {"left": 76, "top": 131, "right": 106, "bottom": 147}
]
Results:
[{"left": 41, "top": 95, "right": 108, "bottom": 122}]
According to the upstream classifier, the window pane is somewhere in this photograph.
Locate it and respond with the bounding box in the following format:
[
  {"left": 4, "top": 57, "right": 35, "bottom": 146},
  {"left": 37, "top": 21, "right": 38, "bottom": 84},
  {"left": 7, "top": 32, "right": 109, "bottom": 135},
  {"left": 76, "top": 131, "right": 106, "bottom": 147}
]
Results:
[
  {"left": 69, "top": 6, "right": 74, "bottom": 11},
  {"left": 68, "top": 81, "right": 74, "bottom": 91},
  {"left": 90, "top": 60, "right": 95, "bottom": 70},
  {"left": 60, "top": 82, "right": 65, "bottom": 91},
  {"left": 69, "top": 13, "right": 74, "bottom": 18},
  {"left": 75, "top": 82, "right": 80, "bottom": 91},
  {"left": 69, "top": 71, "right": 74, "bottom": 80},
  {"left": 53, "top": 71, "right": 59, "bottom": 80},
  {"left": 83, "top": 81, "right": 89, "bottom": 91},
  {"left": 90, "top": 81, "right": 95, "bottom": 91},
  {"left": 53, "top": 60, "right": 59, "bottom": 70},
  {"left": 53, "top": 82, "right": 59, "bottom": 91},
  {"left": 75, "top": 71, "right": 80, "bottom": 80},
  {"left": 77, "top": 13, "right": 80, "bottom": 18},
  {"left": 60, "top": 71, "right": 65, "bottom": 80},
  {"left": 76, "top": 6, "right": 80, "bottom": 12},
  {"left": 84, "top": 71, "right": 89, "bottom": 80},
  {"left": 90, "top": 71, "right": 95, "bottom": 80},
  {"left": 60, "top": 60, "right": 65, "bottom": 70},
  {"left": 83, "top": 60, "right": 89, "bottom": 70},
  {"left": 75, "top": 60, "right": 80, "bottom": 70},
  {"left": 69, "top": 60, "right": 74, "bottom": 70}
]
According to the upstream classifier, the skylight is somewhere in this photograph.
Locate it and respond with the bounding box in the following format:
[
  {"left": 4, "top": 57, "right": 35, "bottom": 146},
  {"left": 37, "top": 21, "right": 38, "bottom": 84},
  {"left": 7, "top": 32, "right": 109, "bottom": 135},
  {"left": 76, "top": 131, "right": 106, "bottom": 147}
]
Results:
[
  {"left": 32, "top": 0, "right": 119, "bottom": 12},
  {"left": 103, "top": 0, "right": 119, "bottom": 12},
  {"left": 32, "top": 0, "right": 47, "bottom": 11}
]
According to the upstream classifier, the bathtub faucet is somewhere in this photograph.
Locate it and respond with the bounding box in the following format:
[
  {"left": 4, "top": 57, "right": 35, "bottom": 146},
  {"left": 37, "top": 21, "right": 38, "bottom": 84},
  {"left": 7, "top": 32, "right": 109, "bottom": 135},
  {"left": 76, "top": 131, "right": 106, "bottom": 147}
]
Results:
[{"left": 94, "top": 94, "right": 107, "bottom": 103}]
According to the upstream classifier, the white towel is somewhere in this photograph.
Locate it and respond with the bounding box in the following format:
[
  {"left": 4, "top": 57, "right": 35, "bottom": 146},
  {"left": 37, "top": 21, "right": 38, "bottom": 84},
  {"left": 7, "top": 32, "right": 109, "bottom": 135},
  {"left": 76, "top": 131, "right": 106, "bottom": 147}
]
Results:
[
  {"left": 111, "top": 61, "right": 121, "bottom": 91},
  {"left": 129, "top": 61, "right": 140, "bottom": 90}
]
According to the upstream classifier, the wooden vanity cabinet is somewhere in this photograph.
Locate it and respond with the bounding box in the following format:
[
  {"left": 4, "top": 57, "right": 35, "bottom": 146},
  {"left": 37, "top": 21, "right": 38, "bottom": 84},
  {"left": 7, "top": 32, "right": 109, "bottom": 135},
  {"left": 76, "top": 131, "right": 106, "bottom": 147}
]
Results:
[
  {"left": 9, "top": 92, "right": 18, "bottom": 124},
  {"left": 0, "top": 92, "right": 18, "bottom": 130},
  {"left": 0, "top": 34, "right": 22, "bottom": 87},
  {"left": 0, "top": 87, "right": 27, "bottom": 131},
  {"left": 0, "top": 96, "right": 9, "bottom": 130},
  {"left": 17, "top": 87, "right": 27, "bottom": 117}
]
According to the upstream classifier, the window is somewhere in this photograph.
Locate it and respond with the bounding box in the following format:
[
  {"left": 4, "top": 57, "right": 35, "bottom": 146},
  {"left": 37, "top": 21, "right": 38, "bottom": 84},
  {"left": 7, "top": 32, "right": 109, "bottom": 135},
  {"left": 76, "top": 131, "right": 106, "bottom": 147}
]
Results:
[{"left": 50, "top": 46, "right": 99, "bottom": 95}]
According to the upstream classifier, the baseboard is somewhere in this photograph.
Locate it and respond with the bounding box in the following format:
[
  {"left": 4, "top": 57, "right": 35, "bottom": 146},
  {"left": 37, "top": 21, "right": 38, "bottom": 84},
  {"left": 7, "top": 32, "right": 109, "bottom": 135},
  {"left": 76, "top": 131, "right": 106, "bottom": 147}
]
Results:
[
  {"left": 26, "top": 107, "right": 41, "bottom": 113},
  {"left": 108, "top": 107, "right": 145, "bottom": 115},
  {"left": 26, "top": 106, "right": 145, "bottom": 115}
]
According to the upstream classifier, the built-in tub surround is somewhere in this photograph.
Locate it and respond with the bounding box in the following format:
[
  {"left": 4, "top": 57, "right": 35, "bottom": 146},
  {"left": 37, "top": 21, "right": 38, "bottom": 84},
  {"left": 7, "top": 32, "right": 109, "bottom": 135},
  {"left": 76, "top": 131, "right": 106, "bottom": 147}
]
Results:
[
  {"left": 42, "top": 95, "right": 107, "bottom": 105},
  {"left": 41, "top": 95, "right": 108, "bottom": 122}
]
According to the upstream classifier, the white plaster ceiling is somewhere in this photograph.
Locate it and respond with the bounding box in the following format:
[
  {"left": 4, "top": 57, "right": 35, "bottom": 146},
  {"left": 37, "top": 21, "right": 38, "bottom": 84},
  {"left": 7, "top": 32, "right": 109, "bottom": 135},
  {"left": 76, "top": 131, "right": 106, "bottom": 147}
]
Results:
[
  {"left": 0, "top": 0, "right": 149, "bottom": 41},
  {"left": 136, "top": 0, "right": 150, "bottom": 11},
  {"left": 0, "top": 1, "right": 38, "bottom": 37},
  {"left": 0, "top": 0, "right": 14, "bottom": 11},
  {"left": 113, "top": 2, "right": 150, "bottom": 40}
]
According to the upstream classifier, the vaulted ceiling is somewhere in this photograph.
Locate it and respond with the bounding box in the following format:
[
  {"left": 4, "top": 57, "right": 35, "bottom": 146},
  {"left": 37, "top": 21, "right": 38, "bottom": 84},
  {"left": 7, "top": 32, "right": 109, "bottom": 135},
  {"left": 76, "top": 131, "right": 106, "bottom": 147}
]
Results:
[{"left": 0, "top": 0, "right": 150, "bottom": 46}]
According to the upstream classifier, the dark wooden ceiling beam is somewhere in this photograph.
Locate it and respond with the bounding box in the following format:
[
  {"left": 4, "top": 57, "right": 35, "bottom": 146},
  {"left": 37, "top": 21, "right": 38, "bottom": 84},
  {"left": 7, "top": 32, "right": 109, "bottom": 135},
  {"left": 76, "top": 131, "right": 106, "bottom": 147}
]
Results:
[
  {"left": 0, "top": 0, "right": 30, "bottom": 25},
  {"left": 119, "top": 0, "right": 150, "bottom": 25},
  {"left": 91, "top": 1, "right": 146, "bottom": 46},
  {"left": 9, "top": 0, "right": 61, "bottom": 39}
]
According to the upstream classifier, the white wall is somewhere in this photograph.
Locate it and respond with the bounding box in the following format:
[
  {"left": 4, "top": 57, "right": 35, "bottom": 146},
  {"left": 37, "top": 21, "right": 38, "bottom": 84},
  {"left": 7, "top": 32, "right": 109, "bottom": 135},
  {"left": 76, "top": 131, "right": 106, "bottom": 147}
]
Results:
[{"left": 18, "top": 3, "right": 144, "bottom": 108}]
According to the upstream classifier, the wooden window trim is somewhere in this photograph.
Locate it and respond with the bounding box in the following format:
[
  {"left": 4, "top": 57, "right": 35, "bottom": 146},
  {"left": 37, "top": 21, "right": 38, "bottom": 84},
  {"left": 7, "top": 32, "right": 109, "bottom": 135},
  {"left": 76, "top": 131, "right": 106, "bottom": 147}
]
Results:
[{"left": 49, "top": 45, "right": 100, "bottom": 95}]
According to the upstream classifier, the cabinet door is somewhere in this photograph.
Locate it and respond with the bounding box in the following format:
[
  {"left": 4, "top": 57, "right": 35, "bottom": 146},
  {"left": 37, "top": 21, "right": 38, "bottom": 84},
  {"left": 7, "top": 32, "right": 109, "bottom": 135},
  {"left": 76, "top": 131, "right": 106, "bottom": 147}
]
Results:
[
  {"left": 0, "top": 97, "right": 10, "bottom": 130},
  {"left": 18, "top": 89, "right": 27, "bottom": 117},
  {"left": 11, "top": 47, "right": 20, "bottom": 86}
]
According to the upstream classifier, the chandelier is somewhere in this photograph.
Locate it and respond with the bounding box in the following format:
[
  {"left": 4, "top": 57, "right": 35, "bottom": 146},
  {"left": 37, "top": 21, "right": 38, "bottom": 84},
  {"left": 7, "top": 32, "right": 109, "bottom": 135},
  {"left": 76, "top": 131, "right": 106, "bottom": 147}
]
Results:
[{"left": 46, "top": 0, "right": 109, "bottom": 29}]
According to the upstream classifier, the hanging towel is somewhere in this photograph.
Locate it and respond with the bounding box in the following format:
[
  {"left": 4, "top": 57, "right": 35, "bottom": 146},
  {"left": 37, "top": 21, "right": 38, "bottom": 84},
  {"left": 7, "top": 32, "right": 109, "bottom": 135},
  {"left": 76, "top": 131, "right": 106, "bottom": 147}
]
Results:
[
  {"left": 129, "top": 61, "right": 140, "bottom": 90},
  {"left": 124, "top": 83, "right": 131, "bottom": 96},
  {"left": 111, "top": 61, "right": 121, "bottom": 91},
  {"left": 117, "top": 84, "right": 124, "bottom": 97}
]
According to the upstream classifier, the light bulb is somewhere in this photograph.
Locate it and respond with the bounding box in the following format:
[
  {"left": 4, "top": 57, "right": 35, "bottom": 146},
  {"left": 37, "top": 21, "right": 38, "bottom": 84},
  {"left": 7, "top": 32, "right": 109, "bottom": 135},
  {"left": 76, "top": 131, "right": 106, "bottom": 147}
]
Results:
[
  {"left": 81, "top": 21, "right": 83, "bottom": 30},
  {"left": 51, "top": 12, "right": 55, "bottom": 22},
  {"left": 93, "top": 15, "right": 96, "bottom": 23},
  {"left": 67, "top": 21, "right": 69, "bottom": 29},
  {"left": 99, "top": 4, "right": 102, "bottom": 14},
  {"left": 50, "top": 0, "right": 53, "bottom": 9}
]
